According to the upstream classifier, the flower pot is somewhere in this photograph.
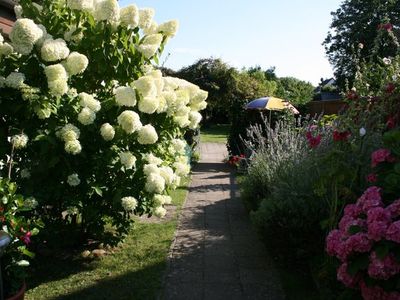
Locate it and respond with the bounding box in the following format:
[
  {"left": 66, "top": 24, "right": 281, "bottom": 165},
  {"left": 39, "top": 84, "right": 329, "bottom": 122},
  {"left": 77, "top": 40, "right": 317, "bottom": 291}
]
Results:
[{"left": 6, "top": 282, "right": 26, "bottom": 300}]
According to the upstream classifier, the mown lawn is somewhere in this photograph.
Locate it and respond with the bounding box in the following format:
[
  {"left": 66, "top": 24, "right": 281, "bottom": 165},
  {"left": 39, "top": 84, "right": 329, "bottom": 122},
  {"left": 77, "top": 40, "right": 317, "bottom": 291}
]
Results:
[
  {"left": 200, "top": 124, "right": 230, "bottom": 143},
  {"left": 25, "top": 178, "right": 190, "bottom": 300}
]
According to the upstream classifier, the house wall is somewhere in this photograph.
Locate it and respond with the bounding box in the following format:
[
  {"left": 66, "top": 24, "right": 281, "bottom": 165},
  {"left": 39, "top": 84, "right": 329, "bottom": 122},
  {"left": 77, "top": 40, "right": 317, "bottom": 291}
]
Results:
[{"left": 0, "top": 2, "right": 16, "bottom": 36}]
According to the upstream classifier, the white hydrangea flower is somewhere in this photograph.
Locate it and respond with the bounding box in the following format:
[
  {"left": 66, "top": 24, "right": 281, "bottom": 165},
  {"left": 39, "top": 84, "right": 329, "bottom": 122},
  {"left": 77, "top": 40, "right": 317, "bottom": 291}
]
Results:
[
  {"left": 0, "top": 43, "right": 14, "bottom": 56},
  {"left": 94, "top": 0, "right": 120, "bottom": 23},
  {"left": 139, "top": 8, "right": 155, "bottom": 29},
  {"left": 5, "top": 72, "right": 25, "bottom": 89},
  {"left": 24, "top": 197, "right": 38, "bottom": 209},
  {"left": 176, "top": 106, "right": 191, "bottom": 117},
  {"left": 163, "top": 77, "right": 179, "bottom": 91},
  {"left": 145, "top": 173, "right": 165, "bottom": 194},
  {"left": 143, "top": 21, "right": 158, "bottom": 35},
  {"left": 174, "top": 115, "right": 190, "bottom": 128},
  {"left": 48, "top": 79, "right": 69, "bottom": 96},
  {"left": 67, "top": 0, "right": 94, "bottom": 11},
  {"left": 0, "top": 32, "right": 3, "bottom": 43},
  {"left": 115, "top": 86, "right": 137, "bottom": 107},
  {"left": 34, "top": 106, "right": 52, "bottom": 119},
  {"left": 153, "top": 194, "right": 169, "bottom": 206},
  {"left": 132, "top": 76, "right": 157, "bottom": 98},
  {"left": 58, "top": 124, "right": 80, "bottom": 141},
  {"left": 20, "top": 168, "right": 31, "bottom": 179},
  {"left": 175, "top": 89, "right": 190, "bottom": 106},
  {"left": 100, "top": 123, "right": 115, "bottom": 141},
  {"left": 67, "top": 173, "right": 81, "bottom": 186},
  {"left": 35, "top": 24, "right": 50, "bottom": 48},
  {"left": 63, "top": 52, "right": 89, "bottom": 76},
  {"left": 64, "top": 139, "right": 82, "bottom": 155},
  {"left": 11, "top": 134, "right": 28, "bottom": 149},
  {"left": 190, "top": 90, "right": 208, "bottom": 105},
  {"left": 137, "top": 34, "right": 163, "bottom": 59},
  {"left": 159, "top": 166, "right": 174, "bottom": 185},
  {"left": 158, "top": 20, "right": 179, "bottom": 37},
  {"left": 14, "top": 5, "right": 23, "bottom": 19},
  {"left": 153, "top": 206, "right": 166, "bottom": 218},
  {"left": 143, "top": 163, "right": 160, "bottom": 176},
  {"left": 120, "top": 4, "right": 139, "bottom": 28},
  {"left": 64, "top": 25, "right": 83, "bottom": 43},
  {"left": 117, "top": 110, "right": 142, "bottom": 134},
  {"left": 189, "top": 111, "right": 202, "bottom": 129},
  {"left": 44, "top": 64, "right": 68, "bottom": 82},
  {"left": 41, "top": 38, "right": 70, "bottom": 62},
  {"left": 173, "top": 161, "right": 190, "bottom": 176},
  {"left": 171, "top": 139, "right": 186, "bottom": 154},
  {"left": 190, "top": 100, "right": 207, "bottom": 112},
  {"left": 145, "top": 153, "right": 162, "bottom": 165},
  {"left": 79, "top": 92, "right": 101, "bottom": 112},
  {"left": 359, "top": 127, "right": 366, "bottom": 137},
  {"left": 137, "top": 124, "right": 158, "bottom": 144},
  {"left": 0, "top": 76, "right": 5, "bottom": 88},
  {"left": 121, "top": 196, "right": 138, "bottom": 212},
  {"left": 78, "top": 107, "right": 96, "bottom": 125},
  {"left": 138, "top": 96, "right": 159, "bottom": 114},
  {"left": 171, "top": 174, "right": 181, "bottom": 190},
  {"left": 10, "top": 18, "right": 43, "bottom": 55},
  {"left": 156, "top": 95, "right": 167, "bottom": 114},
  {"left": 119, "top": 151, "right": 136, "bottom": 169}
]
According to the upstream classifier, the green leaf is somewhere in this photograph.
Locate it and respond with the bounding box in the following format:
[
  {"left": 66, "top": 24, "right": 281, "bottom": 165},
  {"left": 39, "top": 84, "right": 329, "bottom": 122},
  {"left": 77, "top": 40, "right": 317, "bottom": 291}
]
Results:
[
  {"left": 375, "top": 244, "right": 389, "bottom": 259},
  {"left": 21, "top": 248, "right": 35, "bottom": 258},
  {"left": 347, "top": 254, "right": 369, "bottom": 276},
  {"left": 348, "top": 225, "right": 363, "bottom": 235},
  {"left": 92, "top": 186, "right": 103, "bottom": 197}
]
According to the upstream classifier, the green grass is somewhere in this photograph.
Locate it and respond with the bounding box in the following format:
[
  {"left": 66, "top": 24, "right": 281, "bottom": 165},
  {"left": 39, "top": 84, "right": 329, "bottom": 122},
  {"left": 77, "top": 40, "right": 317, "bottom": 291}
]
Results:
[
  {"left": 25, "top": 178, "right": 190, "bottom": 300},
  {"left": 200, "top": 124, "right": 230, "bottom": 143}
]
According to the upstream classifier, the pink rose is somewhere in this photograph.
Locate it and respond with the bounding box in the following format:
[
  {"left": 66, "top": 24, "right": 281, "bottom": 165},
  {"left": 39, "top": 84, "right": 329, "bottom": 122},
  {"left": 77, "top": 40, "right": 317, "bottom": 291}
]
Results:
[
  {"left": 357, "top": 186, "right": 383, "bottom": 211},
  {"left": 386, "top": 221, "right": 400, "bottom": 243},
  {"left": 368, "top": 252, "right": 400, "bottom": 280},
  {"left": 337, "top": 262, "right": 359, "bottom": 287}
]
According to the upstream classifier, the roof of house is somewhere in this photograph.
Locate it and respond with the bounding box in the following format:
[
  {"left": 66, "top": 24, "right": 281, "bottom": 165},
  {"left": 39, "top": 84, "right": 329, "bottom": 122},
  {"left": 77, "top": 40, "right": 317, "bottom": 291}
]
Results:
[{"left": 0, "top": 0, "right": 16, "bottom": 36}]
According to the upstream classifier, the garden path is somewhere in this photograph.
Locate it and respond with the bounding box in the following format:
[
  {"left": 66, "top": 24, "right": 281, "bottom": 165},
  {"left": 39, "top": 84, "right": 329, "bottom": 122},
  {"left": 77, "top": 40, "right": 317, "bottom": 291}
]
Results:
[{"left": 162, "top": 143, "right": 284, "bottom": 300}]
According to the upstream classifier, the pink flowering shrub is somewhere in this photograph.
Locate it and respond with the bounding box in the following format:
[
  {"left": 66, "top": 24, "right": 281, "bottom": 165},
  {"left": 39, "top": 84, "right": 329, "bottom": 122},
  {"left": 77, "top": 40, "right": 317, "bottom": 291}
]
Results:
[{"left": 326, "top": 129, "right": 400, "bottom": 299}]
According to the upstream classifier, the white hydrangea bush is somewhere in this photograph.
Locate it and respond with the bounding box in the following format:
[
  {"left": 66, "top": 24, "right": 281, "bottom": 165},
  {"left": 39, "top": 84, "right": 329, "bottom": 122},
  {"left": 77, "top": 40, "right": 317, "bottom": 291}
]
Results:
[{"left": 0, "top": 0, "right": 207, "bottom": 243}]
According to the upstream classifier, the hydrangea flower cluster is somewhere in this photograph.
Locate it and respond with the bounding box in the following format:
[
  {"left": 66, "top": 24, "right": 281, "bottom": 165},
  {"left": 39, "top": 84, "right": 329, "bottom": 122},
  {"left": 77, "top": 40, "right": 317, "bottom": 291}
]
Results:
[
  {"left": 326, "top": 146, "right": 400, "bottom": 299},
  {"left": 0, "top": 0, "right": 206, "bottom": 241}
]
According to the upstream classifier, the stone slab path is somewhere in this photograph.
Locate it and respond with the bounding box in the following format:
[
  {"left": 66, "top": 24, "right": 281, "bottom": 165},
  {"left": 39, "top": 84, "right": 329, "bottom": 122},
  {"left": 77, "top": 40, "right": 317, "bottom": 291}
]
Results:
[{"left": 162, "top": 143, "right": 284, "bottom": 300}]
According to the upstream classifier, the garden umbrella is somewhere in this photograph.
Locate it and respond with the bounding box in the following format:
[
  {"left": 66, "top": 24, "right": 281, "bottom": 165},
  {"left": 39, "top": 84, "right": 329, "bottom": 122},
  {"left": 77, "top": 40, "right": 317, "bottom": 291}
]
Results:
[{"left": 245, "top": 96, "right": 299, "bottom": 114}]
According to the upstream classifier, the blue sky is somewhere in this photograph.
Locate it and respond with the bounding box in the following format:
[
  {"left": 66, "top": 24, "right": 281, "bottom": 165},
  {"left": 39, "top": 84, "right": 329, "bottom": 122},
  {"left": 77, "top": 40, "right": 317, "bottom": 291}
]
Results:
[{"left": 120, "top": 0, "right": 344, "bottom": 86}]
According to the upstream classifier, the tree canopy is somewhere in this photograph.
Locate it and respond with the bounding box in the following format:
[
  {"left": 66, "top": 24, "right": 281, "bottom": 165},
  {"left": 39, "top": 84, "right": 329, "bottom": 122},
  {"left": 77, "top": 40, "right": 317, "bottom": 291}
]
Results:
[{"left": 323, "top": 0, "right": 400, "bottom": 89}]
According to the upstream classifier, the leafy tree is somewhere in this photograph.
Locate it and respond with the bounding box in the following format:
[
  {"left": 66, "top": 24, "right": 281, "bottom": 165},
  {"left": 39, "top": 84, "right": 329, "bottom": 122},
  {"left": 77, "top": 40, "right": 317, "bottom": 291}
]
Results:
[
  {"left": 275, "top": 77, "right": 314, "bottom": 106},
  {"left": 324, "top": 0, "right": 400, "bottom": 89},
  {"left": 176, "top": 58, "right": 237, "bottom": 123}
]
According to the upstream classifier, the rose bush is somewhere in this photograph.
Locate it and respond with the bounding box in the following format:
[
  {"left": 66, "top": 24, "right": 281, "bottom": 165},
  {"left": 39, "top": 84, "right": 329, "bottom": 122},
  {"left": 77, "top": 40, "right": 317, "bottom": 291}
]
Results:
[{"left": 0, "top": 0, "right": 207, "bottom": 244}]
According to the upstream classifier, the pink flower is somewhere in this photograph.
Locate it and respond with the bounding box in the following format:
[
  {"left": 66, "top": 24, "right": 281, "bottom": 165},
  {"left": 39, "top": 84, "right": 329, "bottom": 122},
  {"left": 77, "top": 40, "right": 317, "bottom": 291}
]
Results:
[
  {"left": 367, "top": 207, "right": 391, "bottom": 241},
  {"left": 366, "top": 173, "right": 377, "bottom": 183},
  {"left": 368, "top": 252, "right": 400, "bottom": 280},
  {"left": 371, "top": 148, "right": 393, "bottom": 168},
  {"left": 339, "top": 215, "right": 365, "bottom": 234},
  {"left": 360, "top": 280, "right": 390, "bottom": 300},
  {"left": 344, "top": 233, "right": 372, "bottom": 256},
  {"left": 326, "top": 229, "right": 343, "bottom": 257},
  {"left": 386, "top": 83, "right": 396, "bottom": 94},
  {"left": 337, "top": 262, "right": 359, "bottom": 287},
  {"left": 386, "top": 221, "right": 400, "bottom": 243},
  {"left": 344, "top": 203, "right": 362, "bottom": 218},
  {"left": 357, "top": 186, "right": 383, "bottom": 211},
  {"left": 387, "top": 200, "right": 400, "bottom": 218},
  {"left": 20, "top": 231, "right": 31, "bottom": 245}
]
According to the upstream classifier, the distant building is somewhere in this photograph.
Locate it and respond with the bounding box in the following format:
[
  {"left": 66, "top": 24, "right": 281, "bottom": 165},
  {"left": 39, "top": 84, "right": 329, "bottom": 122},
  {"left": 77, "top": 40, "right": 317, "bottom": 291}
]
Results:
[
  {"left": 0, "top": 0, "right": 16, "bottom": 37},
  {"left": 309, "top": 78, "right": 345, "bottom": 115}
]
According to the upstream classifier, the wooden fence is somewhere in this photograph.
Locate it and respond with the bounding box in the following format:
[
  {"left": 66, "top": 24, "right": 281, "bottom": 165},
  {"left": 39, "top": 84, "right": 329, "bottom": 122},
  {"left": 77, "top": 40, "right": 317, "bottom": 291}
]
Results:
[{"left": 307, "top": 99, "right": 346, "bottom": 116}]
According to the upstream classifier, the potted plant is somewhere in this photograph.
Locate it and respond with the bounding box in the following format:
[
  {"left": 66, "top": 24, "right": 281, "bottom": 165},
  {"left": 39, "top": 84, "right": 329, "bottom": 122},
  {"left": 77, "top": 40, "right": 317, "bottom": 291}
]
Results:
[{"left": 0, "top": 178, "right": 40, "bottom": 299}]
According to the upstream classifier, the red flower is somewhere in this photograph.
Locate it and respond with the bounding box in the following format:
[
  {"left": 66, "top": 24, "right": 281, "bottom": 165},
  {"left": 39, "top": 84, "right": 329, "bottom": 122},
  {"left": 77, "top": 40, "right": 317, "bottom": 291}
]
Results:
[
  {"left": 333, "top": 130, "right": 351, "bottom": 142},
  {"left": 366, "top": 173, "right": 377, "bottom": 183},
  {"left": 385, "top": 83, "right": 396, "bottom": 94},
  {"left": 20, "top": 231, "right": 32, "bottom": 245},
  {"left": 346, "top": 90, "right": 359, "bottom": 100},
  {"left": 378, "top": 23, "right": 393, "bottom": 31},
  {"left": 308, "top": 135, "right": 322, "bottom": 148},
  {"left": 386, "top": 116, "right": 396, "bottom": 129}
]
